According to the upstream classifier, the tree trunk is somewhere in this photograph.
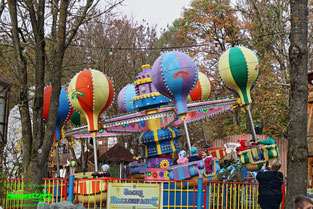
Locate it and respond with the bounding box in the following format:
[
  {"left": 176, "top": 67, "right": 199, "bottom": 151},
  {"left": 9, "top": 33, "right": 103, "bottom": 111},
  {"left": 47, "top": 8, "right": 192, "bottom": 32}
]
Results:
[
  {"left": 6, "top": 0, "right": 121, "bottom": 207},
  {"left": 286, "top": 0, "right": 308, "bottom": 208}
]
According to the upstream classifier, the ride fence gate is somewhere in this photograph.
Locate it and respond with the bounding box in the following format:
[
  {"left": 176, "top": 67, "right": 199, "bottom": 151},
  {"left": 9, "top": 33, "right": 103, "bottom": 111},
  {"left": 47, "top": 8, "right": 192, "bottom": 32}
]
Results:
[
  {"left": 203, "top": 181, "right": 286, "bottom": 209},
  {"left": 1, "top": 178, "right": 288, "bottom": 209}
]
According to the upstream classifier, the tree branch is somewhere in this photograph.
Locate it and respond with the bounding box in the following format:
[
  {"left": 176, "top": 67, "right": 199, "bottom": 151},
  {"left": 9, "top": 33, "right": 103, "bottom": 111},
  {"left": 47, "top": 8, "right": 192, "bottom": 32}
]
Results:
[
  {"left": 0, "top": 0, "right": 5, "bottom": 18},
  {"left": 65, "top": 0, "right": 93, "bottom": 48},
  {"left": 65, "top": 0, "right": 124, "bottom": 48},
  {"left": 40, "top": 0, "right": 69, "bottom": 165},
  {"left": 25, "top": 0, "right": 38, "bottom": 38},
  {"left": 8, "top": 0, "right": 32, "bottom": 168}
]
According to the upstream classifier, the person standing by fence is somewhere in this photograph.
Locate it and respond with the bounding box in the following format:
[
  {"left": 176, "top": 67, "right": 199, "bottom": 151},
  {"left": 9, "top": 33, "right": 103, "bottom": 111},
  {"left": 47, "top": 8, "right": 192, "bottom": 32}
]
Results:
[{"left": 256, "top": 159, "right": 284, "bottom": 209}]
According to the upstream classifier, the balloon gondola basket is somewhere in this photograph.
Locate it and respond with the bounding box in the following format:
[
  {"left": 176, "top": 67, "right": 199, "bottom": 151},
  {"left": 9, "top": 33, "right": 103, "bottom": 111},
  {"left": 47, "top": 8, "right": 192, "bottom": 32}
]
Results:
[
  {"left": 207, "top": 147, "right": 227, "bottom": 164},
  {"left": 74, "top": 178, "right": 108, "bottom": 204},
  {"left": 203, "top": 159, "right": 219, "bottom": 180},
  {"left": 168, "top": 159, "right": 220, "bottom": 189},
  {"left": 129, "top": 161, "right": 146, "bottom": 179},
  {"left": 130, "top": 173, "right": 145, "bottom": 179},
  {"left": 238, "top": 144, "right": 280, "bottom": 171}
]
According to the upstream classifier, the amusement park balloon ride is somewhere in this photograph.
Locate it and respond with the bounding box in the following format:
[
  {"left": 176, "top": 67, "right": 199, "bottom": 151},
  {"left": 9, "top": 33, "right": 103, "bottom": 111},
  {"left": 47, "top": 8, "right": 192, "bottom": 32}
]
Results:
[{"left": 44, "top": 47, "right": 280, "bottom": 203}]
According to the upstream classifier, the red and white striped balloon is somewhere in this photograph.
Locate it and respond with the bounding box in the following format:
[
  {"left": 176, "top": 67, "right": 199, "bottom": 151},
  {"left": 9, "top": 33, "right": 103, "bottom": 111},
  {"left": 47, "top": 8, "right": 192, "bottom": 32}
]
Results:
[{"left": 68, "top": 69, "right": 114, "bottom": 133}]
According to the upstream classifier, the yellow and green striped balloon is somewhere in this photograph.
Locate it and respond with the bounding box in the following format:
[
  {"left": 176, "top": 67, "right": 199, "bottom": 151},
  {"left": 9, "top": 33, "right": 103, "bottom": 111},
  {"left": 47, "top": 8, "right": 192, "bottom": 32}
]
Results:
[
  {"left": 69, "top": 161, "right": 77, "bottom": 167},
  {"left": 217, "top": 46, "right": 260, "bottom": 105}
]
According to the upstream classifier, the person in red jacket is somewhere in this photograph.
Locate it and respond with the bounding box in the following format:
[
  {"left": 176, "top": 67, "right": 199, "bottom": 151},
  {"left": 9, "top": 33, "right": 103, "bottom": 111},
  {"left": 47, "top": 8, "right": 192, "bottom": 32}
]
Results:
[{"left": 236, "top": 139, "right": 249, "bottom": 152}]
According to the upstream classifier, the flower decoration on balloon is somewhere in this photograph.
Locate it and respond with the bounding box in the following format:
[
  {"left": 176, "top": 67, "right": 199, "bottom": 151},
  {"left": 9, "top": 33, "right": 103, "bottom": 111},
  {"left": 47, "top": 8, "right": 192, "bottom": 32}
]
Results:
[
  {"left": 160, "top": 160, "right": 170, "bottom": 169},
  {"left": 164, "top": 171, "right": 170, "bottom": 180},
  {"left": 159, "top": 171, "right": 164, "bottom": 178},
  {"left": 152, "top": 171, "right": 158, "bottom": 179}
]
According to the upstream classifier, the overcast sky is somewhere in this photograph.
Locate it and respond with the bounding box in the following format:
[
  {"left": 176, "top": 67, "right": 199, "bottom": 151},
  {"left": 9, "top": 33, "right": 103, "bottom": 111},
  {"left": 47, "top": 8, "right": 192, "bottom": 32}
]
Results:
[{"left": 117, "top": 0, "right": 192, "bottom": 32}]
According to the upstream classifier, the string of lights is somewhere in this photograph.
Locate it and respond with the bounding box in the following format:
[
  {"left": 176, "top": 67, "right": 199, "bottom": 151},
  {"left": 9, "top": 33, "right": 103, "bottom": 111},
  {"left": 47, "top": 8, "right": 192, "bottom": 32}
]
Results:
[
  {"left": 0, "top": 30, "right": 293, "bottom": 55},
  {"left": 66, "top": 31, "right": 290, "bottom": 52}
]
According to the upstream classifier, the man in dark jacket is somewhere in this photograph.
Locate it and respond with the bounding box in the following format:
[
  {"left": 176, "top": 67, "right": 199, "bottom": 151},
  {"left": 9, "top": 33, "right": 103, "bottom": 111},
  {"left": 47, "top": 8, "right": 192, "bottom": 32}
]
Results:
[{"left": 256, "top": 159, "right": 284, "bottom": 209}]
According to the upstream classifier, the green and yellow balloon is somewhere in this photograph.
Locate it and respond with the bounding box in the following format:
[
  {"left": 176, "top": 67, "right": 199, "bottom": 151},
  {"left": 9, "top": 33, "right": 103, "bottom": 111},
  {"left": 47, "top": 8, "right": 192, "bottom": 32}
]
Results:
[
  {"left": 70, "top": 161, "right": 77, "bottom": 167},
  {"left": 218, "top": 46, "right": 260, "bottom": 105}
]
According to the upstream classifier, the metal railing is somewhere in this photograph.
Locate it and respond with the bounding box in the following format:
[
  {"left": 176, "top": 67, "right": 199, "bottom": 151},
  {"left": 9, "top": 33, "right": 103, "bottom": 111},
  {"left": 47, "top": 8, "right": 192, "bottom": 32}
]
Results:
[
  {"left": 43, "top": 178, "right": 68, "bottom": 203},
  {"left": 2, "top": 178, "right": 24, "bottom": 209},
  {"left": 1, "top": 178, "right": 292, "bottom": 209},
  {"left": 2, "top": 178, "right": 67, "bottom": 208},
  {"left": 203, "top": 181, "right": 286, "bottom": 209},
  {"left": 73, "top": 178, "right": 196, "bottom": 209}
]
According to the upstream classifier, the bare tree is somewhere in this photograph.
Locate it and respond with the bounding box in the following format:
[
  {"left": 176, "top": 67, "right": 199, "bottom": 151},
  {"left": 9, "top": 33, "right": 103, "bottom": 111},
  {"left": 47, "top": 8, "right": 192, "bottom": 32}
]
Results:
[
  {"left": 286, "top": 0, "right": 309, "bottom": 208},
  {"left": 2, "top": 0, "right": 123, "bottom": 207}
]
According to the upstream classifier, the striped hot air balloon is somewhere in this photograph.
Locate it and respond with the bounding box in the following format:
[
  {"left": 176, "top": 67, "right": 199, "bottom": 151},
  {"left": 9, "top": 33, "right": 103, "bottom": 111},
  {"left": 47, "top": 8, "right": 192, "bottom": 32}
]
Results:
[
  {"left": 43, "top": 86, "right": 74, "bottom": 140},
  {"left": 68, "top": 69, "right": 114, "bottom": 133},
  {"left": 118, "top": 84, "right": 136, "bottom": 113},
  {"left": 217, "top": 46, "right": 260, "bottom": 105},
  {"left": 187, "top": 72, "right": 212, "bottom": 102},
  {"left": 151, "top": 51, "right": 198, "bottom": 115}
]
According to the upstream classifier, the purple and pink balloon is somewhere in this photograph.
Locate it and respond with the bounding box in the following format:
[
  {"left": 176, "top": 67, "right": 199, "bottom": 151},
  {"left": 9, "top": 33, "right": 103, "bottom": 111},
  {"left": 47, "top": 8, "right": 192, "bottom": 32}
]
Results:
[{"left": 151, "top": 51, "right": 198, "bottom": 116}]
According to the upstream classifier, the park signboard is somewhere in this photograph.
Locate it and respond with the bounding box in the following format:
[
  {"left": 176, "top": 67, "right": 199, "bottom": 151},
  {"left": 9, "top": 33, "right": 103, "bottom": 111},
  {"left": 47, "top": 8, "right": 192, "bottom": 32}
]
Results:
[{"left": 107, "top": 182, "right": 162, "bottom": 209}]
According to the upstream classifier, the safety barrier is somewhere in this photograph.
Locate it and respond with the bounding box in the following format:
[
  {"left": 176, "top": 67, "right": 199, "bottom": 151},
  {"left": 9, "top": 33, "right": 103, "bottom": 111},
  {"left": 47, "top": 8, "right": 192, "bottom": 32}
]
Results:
[
  {"left": 43, "top": 178, "right": 68, "bottom": 203},
  {"left": 2, "top": 178, "right": 68, "bottom": 208},
  {"left": 162, "top": 179, "right": 196, "bottom": 209},
  {"left": 74, "top": 177, "right": 113, "bottom": 208},
  {"left": 2, "top": 178, "right": 24, "bottom": 209},
  {"left": 74, "top": 178, "right": 196, "bottom": 209},
  {"left": 203, "top": 181, "right": 286, "bottom": 209},
  {"left": 1, "top": 178, "right": 292, "bottom": 209}
]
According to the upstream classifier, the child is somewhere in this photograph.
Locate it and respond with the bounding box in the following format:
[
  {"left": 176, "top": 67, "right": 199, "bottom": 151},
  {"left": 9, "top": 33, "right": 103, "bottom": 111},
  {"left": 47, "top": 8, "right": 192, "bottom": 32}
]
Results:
[
  {"left": 236, "top": 139, "right": 249, "bottom": 152},
  {"left": 177, "top": 150, "right": 189, "bottom": 164},
  {"left": 201, "top": 150, "right": 208, "bottom": 160},
  {"left": 99, "top": 164, "right": 110, "bottom": 177},
  {"left": 204, "top": 156, "right": 213, "bottom": 174},
  {"left": 188, "top": 147, "right": 202, "bottom": 162},
  {"left": 236, "top": 138, "right": 263, "bottom": 160}
]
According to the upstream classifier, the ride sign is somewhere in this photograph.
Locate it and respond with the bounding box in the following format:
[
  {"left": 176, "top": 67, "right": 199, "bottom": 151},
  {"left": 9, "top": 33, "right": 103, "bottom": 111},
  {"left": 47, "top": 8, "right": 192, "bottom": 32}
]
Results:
[
  {"left": 107, "top": 183, "right": 161, "bottom": 209},
  {"left": 6, "top": 190, "right": 52, "bottom": 202}
]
